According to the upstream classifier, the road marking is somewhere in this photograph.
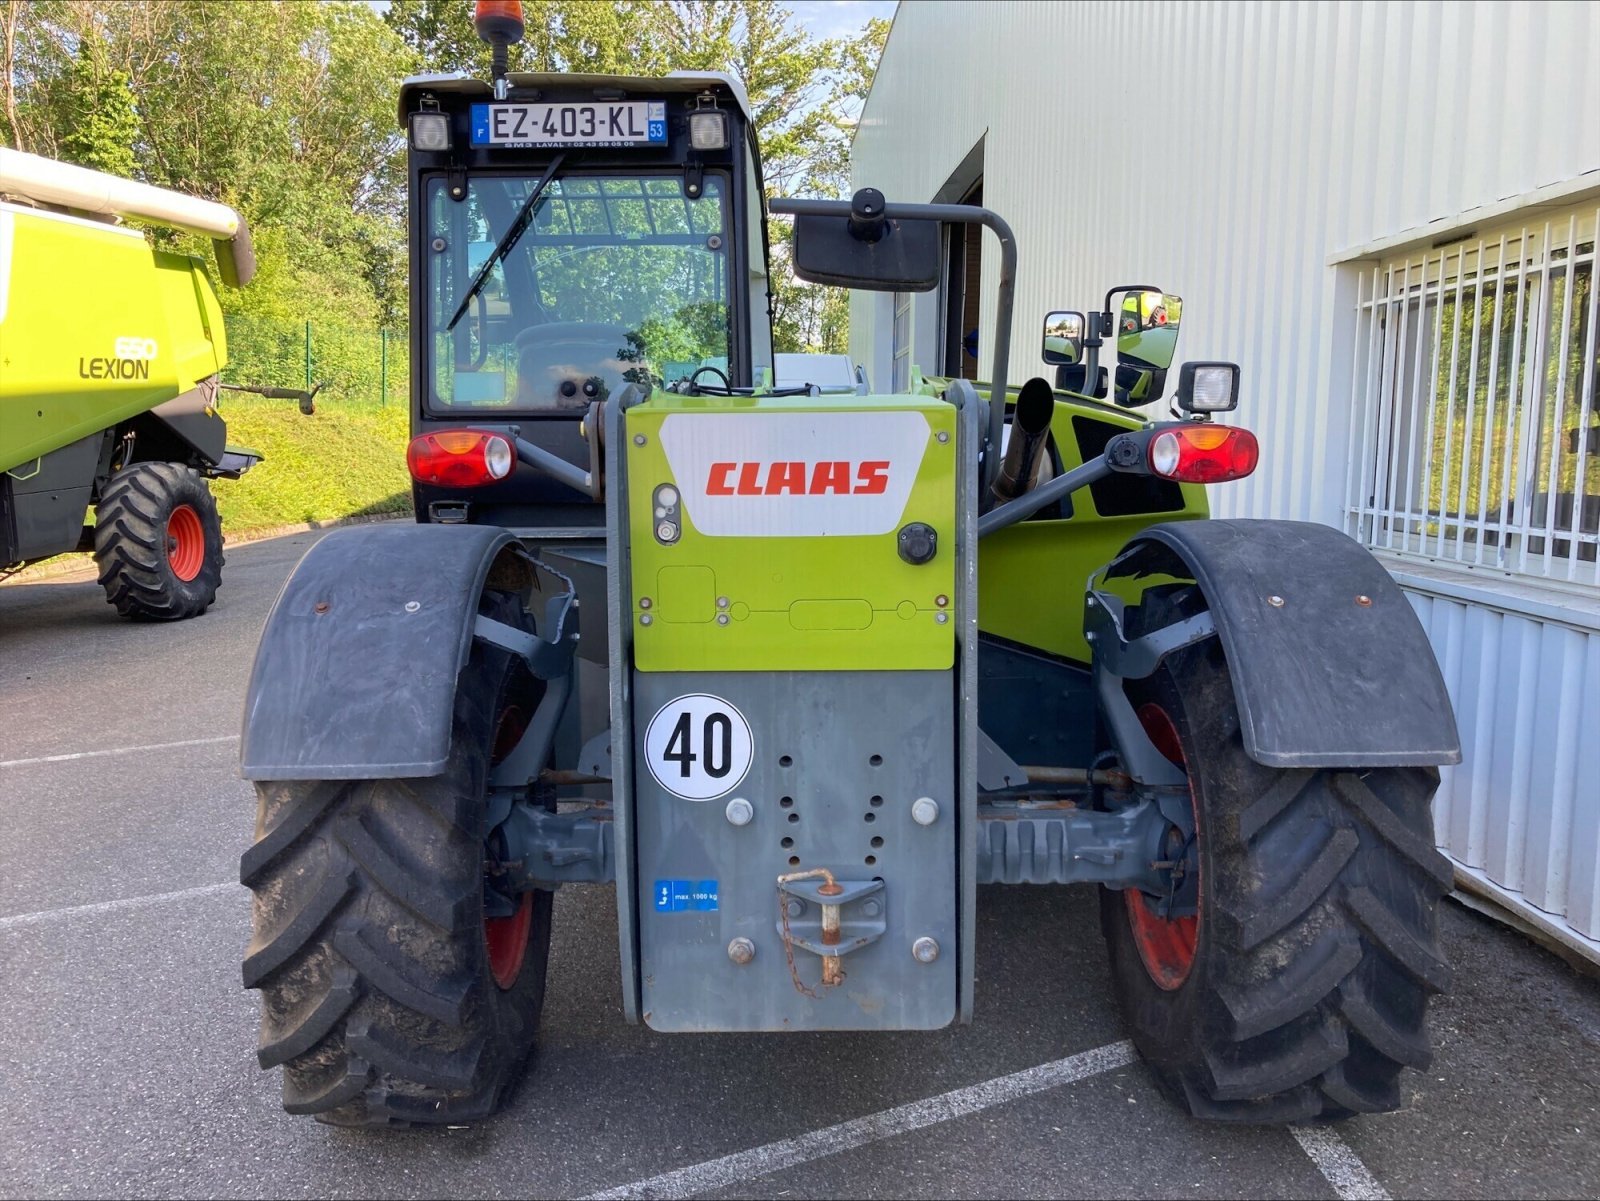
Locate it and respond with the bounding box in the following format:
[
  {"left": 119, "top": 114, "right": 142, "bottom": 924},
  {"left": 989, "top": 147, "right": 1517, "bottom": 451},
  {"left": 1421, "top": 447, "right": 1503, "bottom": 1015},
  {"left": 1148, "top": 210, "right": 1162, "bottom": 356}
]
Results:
[
  {"left": 1293, "top": 1126, "right": 1390, "bottom": 1201},
  {"left": 0, "top": 881, "right": 235, "bottom": 930},
  {"left": 582, "top": 1040, "right": 1138, "bottom": 1201},
  {"left": 0, "top": 734, "right": 239, "bottom": 769}
]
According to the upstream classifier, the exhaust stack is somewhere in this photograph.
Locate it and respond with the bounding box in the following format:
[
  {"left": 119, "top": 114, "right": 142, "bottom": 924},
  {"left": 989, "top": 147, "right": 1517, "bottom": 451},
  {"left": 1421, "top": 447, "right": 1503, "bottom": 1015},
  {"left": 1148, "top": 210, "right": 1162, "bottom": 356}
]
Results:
[{"left": 991, "top": 377, "right": 1057, "bottom": 501}]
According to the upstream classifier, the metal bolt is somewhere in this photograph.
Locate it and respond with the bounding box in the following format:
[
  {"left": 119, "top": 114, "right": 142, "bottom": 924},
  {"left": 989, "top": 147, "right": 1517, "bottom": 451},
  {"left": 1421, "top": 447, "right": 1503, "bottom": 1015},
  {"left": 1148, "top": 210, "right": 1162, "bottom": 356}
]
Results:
[
  {"left": 912, "top": 937, "right": 940, "bottom": 963},
  {"left": 717, "top": 596, "right": 730, "bottom": 609},
  {"left": 724, "top": 797, "right": 753, "bottom": 826},
  {"left": 1267, "top": 595, "right": 1285, "bottom": 607},
  {"left": 935, "top": 612, "right": 949, "bottom": 624},
  {"left": 911, "top": 796, "right": 940, "bottom": 826},
  {"left": 313, "top": 601, "right": 330, "bottom": 614},
  {"left": 716, "top": 613, "right": 730, "bottom": 626},
  {"left": 639, "top": 597, "right": 652, "bottom": 609},
  {"left": 785, "top": 898, "right": 805, "bottom": 918},
  {"left": 634, "top": 433, "right": 647, "bottom": 446},
  {"left": 1356, "top": 594, "right": 1373, "bottom": 607},
  {"left": 861, "top": 898, "right": 882, "bottom": 918},
  {"left": 727, "top": 937, "right": 756, "bottom": 965},
  {"left": 640, "top": 613, "right": 653, "bottom": 626},
  {"left": 1085, "top": 595, "right": 1097, "bottom": 607},
  {"left": 936, "top": 431, "right": 950, "bottom": 443},
  {"left": 935, "top": 594, "right": 948, "bottom": 608},
  {"left": 404, "top": 601, "right": 420, "bottom": 613}
]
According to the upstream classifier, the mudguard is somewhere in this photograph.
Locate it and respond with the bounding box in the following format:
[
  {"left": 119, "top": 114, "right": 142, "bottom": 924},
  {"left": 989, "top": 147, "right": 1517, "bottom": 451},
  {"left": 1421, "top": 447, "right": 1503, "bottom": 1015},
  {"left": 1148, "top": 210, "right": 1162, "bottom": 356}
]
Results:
[
  {"left": 240, "top": 522, "right": 527, "bottom": 780},
  {"left": 1101, "top": 519, "right": 1461, "bottom": 769}
]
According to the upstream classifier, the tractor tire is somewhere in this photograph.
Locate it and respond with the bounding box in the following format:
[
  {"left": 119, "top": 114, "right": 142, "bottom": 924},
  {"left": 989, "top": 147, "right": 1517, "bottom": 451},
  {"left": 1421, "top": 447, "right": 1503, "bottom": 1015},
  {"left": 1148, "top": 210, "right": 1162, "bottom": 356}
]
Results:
[
  {"left": 93, "top": 462, "right": 224, "bottom": 620},
  {"left": 1100, "top": 612, "right": 1453, "bottom": 1123},
  {"left": 239, "top": 598, "right": 553, "bottom": 1128}
]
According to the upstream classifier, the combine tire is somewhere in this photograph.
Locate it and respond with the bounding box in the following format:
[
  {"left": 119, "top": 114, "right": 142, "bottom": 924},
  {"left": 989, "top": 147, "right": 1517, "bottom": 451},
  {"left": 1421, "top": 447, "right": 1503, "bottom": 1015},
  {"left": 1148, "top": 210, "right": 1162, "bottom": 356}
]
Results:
[
  {"left": 240, "top": 600, "right": 552, "bottom": 1127},
  {"left": 93, "top": 462, "right": 223, "bottom": 620},
  {"left": 1101, "top": 623, "right": 1452, "bottom": 1123}
]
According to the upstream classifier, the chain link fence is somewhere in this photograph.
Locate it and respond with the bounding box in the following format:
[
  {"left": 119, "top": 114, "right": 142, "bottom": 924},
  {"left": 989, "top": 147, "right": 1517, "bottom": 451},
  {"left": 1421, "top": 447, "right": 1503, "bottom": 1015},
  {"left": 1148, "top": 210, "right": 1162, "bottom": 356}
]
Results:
[{"left": 222, "top": 314, "right": 411, "bottom": 407}]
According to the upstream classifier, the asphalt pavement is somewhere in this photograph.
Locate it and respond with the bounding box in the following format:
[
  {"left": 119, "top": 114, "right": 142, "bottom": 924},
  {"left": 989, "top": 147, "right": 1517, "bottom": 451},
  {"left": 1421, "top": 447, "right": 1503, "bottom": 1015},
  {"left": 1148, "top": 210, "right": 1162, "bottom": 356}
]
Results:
[{"left": 4, "top": 529, "right": 1600, "bottom": 1200}]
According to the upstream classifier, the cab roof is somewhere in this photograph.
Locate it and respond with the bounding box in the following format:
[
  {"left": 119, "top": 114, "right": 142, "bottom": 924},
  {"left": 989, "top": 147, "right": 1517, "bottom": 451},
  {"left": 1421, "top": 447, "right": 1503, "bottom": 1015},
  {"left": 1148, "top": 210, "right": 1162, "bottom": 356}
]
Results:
[{"left": 397, "top": 71, "right": 755, "bottom": 130}]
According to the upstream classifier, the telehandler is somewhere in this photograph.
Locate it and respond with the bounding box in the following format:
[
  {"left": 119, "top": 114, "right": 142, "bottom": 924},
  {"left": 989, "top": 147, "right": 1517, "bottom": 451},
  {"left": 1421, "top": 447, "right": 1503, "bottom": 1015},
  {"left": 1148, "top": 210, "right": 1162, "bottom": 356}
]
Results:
[{"left": 240, "top": 0, "right": 1459, "bottom": 1128}]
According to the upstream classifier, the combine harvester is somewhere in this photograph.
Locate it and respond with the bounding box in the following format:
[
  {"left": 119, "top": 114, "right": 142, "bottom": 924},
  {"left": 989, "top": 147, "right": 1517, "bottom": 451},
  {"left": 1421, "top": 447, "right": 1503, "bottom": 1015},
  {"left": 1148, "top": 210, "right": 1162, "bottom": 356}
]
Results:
[{"left": 0, "top": 148, "right": 298, "bottom": 618}]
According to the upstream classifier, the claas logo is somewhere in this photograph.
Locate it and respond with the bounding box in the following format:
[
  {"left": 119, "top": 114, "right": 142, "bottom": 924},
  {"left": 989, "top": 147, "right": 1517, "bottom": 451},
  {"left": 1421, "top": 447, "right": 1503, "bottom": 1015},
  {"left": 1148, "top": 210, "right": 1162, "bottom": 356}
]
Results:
[{"left": 707, "top": 460, "right": 891, "bottom": 496}]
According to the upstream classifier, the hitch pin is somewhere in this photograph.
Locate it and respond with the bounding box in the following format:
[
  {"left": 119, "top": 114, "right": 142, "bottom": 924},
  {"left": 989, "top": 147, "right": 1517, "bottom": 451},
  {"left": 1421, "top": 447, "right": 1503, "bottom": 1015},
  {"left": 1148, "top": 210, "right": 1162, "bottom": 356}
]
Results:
[{"left": 778, "top": 867, "right": 846, "bottom": 987}]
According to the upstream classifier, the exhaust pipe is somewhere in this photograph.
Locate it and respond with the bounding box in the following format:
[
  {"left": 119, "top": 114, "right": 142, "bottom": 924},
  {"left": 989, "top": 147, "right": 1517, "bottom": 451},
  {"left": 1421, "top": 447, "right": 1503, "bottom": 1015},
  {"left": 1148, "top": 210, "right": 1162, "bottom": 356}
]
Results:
[{"left": 991, "top": 376, "right": 1056, "bottom": 501}]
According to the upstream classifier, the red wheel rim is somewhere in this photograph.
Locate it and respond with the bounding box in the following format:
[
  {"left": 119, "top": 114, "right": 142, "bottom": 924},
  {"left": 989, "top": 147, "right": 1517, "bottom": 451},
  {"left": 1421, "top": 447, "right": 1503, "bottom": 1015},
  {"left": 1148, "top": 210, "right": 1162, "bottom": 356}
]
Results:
[
  {"left": 484, "top": 702, "right": 533, "bottom": 989},
  {"left": 485, "top": 891, "right": 532, "bottom": 989},
  {"left": 1125, "top": 701, "right": 1201, "bottom": 991},
  {"left": 166, "top": 504, "right": 205, "bottom": 582}
]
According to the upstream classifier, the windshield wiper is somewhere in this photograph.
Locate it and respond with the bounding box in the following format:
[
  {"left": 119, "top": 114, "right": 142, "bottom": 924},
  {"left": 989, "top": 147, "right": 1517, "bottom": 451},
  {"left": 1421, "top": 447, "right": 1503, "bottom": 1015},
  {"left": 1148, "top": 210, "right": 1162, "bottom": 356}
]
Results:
[{"left": 446, "top": 152, "right": 566, "bottom": 332}]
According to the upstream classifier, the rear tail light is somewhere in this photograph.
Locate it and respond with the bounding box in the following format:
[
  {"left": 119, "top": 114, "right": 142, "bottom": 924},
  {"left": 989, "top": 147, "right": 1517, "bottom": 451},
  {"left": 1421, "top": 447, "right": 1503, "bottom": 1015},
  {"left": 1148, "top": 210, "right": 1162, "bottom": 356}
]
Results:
[
  {"left": 407, "top": 430, "right": 515, "bottom": 488},
  {"left": 1148, "top": 424, "right": 1259, "bottom": 484}
]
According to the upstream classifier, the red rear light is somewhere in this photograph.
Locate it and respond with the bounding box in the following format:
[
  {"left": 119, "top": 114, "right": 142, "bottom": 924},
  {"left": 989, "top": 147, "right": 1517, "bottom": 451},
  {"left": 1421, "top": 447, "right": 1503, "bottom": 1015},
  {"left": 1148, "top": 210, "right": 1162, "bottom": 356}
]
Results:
[
  {"left": 407, "top": 430, "right": 515, "bottom": 488},
  {"left": 1148, "top": 424, "right": 1259, "bottom": 483}
]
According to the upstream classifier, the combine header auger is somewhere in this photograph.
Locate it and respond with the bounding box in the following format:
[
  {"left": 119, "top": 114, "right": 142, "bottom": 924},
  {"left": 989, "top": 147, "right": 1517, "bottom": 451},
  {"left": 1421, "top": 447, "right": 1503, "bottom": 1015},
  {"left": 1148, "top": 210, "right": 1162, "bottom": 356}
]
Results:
[
  {"left": 0, "top": 149, "right": 309, "bottom": 617},
  {"left": 240, "top": 0, "right": 1461, "bottom": 1128}
]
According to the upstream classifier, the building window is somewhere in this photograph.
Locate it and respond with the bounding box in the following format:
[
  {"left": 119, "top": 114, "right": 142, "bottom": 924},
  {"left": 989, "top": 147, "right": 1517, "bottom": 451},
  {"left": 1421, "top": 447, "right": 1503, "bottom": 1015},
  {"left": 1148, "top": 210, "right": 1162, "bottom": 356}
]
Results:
[
  {"left": 1345, "top": 203, "right": 1599, "bottom": 586},
  {"left": 891, "top": 291, "right": 912, "bottom": 392}
]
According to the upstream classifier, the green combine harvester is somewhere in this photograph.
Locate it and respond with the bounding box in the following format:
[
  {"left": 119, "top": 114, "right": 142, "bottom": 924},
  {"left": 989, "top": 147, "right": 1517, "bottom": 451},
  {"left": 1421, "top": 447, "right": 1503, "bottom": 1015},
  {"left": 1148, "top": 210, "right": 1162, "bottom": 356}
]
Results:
[{"left": 0, "top": 147, "right": 268, "bottom": 618}]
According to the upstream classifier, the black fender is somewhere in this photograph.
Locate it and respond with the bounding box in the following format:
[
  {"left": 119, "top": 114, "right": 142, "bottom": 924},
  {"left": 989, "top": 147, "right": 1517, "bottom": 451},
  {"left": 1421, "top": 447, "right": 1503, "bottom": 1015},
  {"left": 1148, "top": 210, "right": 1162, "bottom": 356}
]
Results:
[
  {"left": 1093, "top": 518, "right": 1461, "bottom": 769},
  {"left": 240, "top": 522, "right": 536, "bottom": 780}
]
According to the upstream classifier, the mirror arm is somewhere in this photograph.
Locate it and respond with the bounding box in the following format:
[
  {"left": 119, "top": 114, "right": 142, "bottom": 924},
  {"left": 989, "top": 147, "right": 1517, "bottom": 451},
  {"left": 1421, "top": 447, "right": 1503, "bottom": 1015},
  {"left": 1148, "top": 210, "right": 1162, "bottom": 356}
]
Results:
[{"left": 772, "top": 196, "right": 1018, "bottom": 493}]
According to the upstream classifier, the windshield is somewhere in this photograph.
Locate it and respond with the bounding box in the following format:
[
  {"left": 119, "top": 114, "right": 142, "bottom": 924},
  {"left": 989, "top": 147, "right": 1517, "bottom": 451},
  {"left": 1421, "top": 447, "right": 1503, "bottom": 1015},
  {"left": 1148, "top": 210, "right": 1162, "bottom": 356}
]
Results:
[{"left": 426, "top": 172, "right": 730, "bottom": 410}]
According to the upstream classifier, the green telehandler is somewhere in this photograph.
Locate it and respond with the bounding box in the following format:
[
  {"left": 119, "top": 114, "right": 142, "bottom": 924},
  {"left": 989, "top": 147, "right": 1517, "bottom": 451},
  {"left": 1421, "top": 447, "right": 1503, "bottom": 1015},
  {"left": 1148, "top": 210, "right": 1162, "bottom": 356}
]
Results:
[
  {"left": 0, "top": 148, "right": 309, "bottom": 618},
  {"left": 238, "top": 0, "right": 1460, "bottom": 1129}
]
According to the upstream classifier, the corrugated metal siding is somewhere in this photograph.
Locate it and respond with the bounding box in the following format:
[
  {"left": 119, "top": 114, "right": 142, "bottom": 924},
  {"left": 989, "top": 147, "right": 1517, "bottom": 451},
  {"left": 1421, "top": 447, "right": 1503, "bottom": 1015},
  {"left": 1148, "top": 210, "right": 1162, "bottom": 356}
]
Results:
[
  {"left": 1408, "top": 589, "right": 1600, "bottom": 947},
  {"left": 852, "top": 0, "right": 1600, "bottom": 955}
]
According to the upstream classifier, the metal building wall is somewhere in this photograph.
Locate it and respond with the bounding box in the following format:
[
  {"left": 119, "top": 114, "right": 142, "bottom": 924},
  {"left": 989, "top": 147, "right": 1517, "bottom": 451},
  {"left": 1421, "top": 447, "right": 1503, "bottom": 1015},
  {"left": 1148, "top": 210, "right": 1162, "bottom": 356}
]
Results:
[{"left": 850, "top": 0, "right": 1600, "bottom": 956}]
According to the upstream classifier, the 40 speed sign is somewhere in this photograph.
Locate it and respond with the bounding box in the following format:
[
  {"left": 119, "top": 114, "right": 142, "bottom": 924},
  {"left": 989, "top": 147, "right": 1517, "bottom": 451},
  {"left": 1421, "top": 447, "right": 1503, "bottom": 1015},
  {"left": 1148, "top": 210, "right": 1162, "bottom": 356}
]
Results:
[{"left": 643, "top": 693, "right": 754, "bottom": 801}]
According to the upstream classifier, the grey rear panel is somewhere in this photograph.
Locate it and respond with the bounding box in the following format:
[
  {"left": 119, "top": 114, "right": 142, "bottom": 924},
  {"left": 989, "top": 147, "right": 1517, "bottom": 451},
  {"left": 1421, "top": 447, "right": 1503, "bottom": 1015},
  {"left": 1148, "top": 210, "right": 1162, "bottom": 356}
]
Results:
[{"left": 633, "top": 669, "right": 957, "bottom": 1032}]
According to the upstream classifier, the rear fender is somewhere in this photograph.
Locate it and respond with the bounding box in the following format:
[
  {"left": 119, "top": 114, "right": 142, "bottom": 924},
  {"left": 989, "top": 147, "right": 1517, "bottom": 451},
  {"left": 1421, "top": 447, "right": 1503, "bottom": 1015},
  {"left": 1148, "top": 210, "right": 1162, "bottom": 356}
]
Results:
[
  {"left": 1091, "top": 519, "right": 1461, "bottom": 768},
  {"left": 241, "top": 522, "right": 545, "bottom": 780}
]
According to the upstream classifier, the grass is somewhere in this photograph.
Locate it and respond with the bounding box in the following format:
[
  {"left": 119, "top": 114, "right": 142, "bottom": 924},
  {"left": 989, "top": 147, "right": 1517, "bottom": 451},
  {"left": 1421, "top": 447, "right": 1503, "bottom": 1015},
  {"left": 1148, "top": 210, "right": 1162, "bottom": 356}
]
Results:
[{"left": 210, "top": 398, "right": 413, "bottom": 533}]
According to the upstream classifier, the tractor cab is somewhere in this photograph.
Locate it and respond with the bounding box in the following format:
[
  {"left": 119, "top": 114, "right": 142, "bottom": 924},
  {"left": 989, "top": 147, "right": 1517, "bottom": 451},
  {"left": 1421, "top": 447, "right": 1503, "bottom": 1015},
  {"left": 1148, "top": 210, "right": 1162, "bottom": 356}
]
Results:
[{"left": 399, "top": 53, "right": 772, "bottom": 531}]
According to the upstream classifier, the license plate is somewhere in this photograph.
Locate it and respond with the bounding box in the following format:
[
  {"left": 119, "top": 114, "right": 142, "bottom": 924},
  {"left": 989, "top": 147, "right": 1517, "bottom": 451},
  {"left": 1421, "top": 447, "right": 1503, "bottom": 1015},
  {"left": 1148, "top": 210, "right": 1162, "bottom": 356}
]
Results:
[{"left": 470, "top": 101, "right": 667, "bottom": 148}]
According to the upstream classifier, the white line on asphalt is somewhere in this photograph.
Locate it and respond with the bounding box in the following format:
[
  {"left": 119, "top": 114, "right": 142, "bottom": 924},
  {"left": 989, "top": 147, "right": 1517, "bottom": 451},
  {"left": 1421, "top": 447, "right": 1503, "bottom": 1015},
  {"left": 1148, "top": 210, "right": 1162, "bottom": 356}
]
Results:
[
  {"left": 581, "top": 1040, "right": 1138, "bottom": 1201},
  {"left": 0, "top": 881, "right": 235, "bottom": 930},
  {"left": 1293, "top": 1126, "right": 1390, "bottom": 1201},
  {"left": 0, "top": 734, "right": 239, "bottom": 769}
]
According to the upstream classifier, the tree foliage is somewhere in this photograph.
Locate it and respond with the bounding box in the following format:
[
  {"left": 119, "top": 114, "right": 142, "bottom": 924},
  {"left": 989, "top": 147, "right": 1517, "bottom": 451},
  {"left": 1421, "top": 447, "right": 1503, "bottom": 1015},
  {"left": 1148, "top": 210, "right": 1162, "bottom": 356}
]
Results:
[{"left": 2, "top": 0, "right": 888, "bottom": 357}]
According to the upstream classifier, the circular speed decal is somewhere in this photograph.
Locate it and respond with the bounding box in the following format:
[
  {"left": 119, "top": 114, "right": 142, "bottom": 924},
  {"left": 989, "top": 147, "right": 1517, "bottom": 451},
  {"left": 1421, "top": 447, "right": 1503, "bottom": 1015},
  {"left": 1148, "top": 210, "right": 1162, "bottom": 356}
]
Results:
[{"left": 644, "top": 693, "right": 754, "bottom": 801}]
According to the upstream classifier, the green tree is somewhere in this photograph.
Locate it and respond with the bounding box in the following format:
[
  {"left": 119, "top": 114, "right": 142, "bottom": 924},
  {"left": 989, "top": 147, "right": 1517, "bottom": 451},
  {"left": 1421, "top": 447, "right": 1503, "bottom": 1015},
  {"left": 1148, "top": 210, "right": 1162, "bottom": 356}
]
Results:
[{"left": 57, "top": 50, "right": 139, "bottom": 177}]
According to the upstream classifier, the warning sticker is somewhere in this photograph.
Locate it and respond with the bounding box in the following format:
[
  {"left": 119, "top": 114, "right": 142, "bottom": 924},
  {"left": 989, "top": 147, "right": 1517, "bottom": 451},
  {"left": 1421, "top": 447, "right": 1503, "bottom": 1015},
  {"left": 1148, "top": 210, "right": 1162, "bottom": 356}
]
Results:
[
  {"left": 643, "top": 693, "right": 754, "bottom": 801},
  {"left": 654, "top": 879, "right": 720, "bottom": 912}
]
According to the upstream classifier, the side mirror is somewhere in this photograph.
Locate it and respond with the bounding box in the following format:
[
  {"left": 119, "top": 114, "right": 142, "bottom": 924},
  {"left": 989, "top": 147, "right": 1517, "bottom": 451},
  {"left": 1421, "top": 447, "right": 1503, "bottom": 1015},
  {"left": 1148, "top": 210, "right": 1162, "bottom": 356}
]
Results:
[
  {"left": 791, "top": 187, "right": 942, "bottom": 292},
  {"left": 1041, "top": 310, "right": 1085, "bottom": 365},
  {"left": 1173, "top": 361, "right": 1240, "bottom": 414},
  {"left": 1114, "top": 290, "right": 1181, "bottom": 406}
]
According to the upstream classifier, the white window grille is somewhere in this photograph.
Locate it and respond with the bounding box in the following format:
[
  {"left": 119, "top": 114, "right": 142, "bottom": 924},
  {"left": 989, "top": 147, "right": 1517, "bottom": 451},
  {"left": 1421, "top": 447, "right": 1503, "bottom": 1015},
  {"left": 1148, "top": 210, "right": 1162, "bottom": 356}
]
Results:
[
  {"left": 1345, "top": 204, "right": 1600, "bottom": 587},
  {"left": 891, "top": 290, "right": 912, "bottom": 392}
]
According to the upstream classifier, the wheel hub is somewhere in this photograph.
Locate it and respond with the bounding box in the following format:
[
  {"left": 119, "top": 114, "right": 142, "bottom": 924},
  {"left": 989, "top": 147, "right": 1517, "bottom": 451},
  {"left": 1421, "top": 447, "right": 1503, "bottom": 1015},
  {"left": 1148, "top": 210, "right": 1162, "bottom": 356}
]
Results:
[
  {"left": 165, "top": 503, "right": 205, "bottom": 582},
  {"left": 1125, "top": 701, "right": 1200, "bottom": 991}
]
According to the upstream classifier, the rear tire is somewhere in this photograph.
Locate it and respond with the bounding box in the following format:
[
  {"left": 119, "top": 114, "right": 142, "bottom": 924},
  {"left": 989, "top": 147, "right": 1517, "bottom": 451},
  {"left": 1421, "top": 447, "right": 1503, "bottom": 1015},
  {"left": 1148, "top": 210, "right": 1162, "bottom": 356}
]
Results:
[
  {"left": 240, "top": 599, "right": 552, "bottom": 1127},
  {"left": 93, "top": 462, "right": 223, "bottom": 620},
  {"left": 1100, "top": 628, "right": 1453, "bottom": 1123}
]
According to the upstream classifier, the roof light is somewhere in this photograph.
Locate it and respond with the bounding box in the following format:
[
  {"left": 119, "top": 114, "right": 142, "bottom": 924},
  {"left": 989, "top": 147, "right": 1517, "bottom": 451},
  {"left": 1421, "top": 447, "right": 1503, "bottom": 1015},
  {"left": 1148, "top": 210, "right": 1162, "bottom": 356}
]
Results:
[
  {"left": 474, "top": 0, "right": 525, "bottom": 43},
  {"left": 688, "top": 110, "right": 729, "bottom": 151},
  {"left": 407, "top": 430, "right": 514, "bottom": 488},
  {"left": 1148, "top": 424, "right": 1259, "bottom": 484},
  {"left": 409, "top": 112, "right": 451, "bottom": 152}
]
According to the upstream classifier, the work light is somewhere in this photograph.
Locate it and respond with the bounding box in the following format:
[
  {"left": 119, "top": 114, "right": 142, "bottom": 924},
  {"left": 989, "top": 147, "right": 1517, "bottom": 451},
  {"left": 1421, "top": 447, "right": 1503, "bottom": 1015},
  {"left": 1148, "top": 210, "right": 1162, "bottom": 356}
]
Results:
[
  {"left": 1174, "top": 361, "right": 1241, "bottom": 414},
  {"left": 689, "top": 110, "right": 730, "bottom": 151},
  {"left": 409, "top": 112, "right": 452, "bottom": 152}
]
